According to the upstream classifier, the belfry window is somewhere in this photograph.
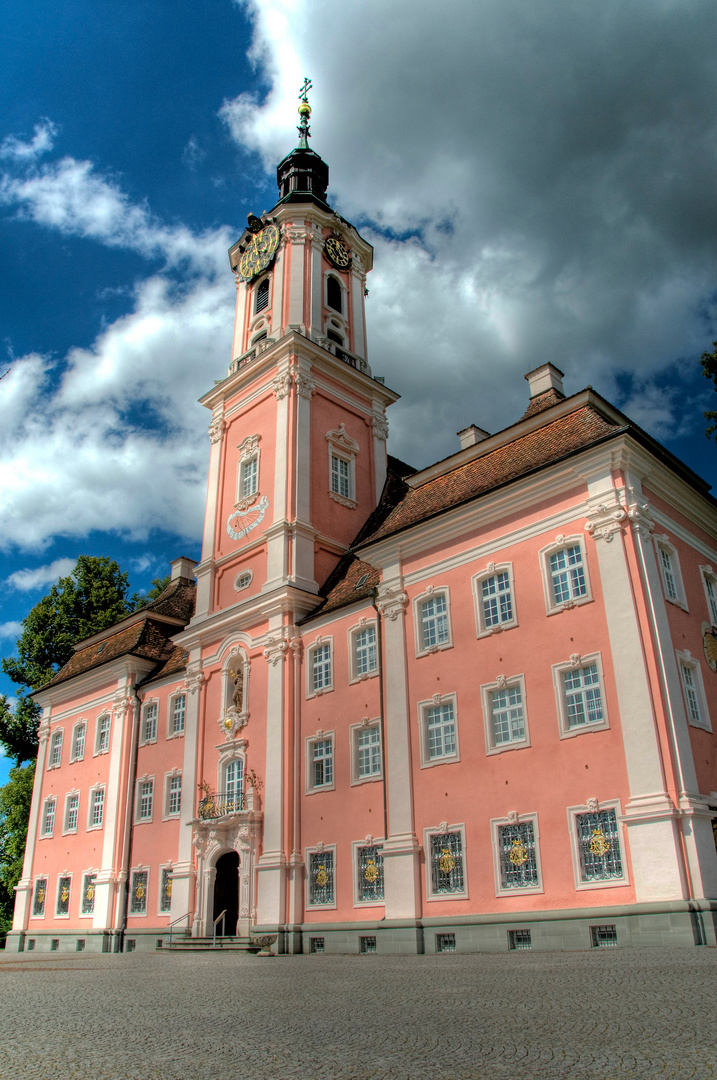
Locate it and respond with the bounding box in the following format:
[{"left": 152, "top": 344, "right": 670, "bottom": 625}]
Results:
[
  {"left": 327, "top": 275, "right": 342, "bottom": 313},
  {"left": 255, "top": 277, "right": 269, "bottom": 314},
  {"left": 327, "top": 329, "right": 344, "bottom": 345}
]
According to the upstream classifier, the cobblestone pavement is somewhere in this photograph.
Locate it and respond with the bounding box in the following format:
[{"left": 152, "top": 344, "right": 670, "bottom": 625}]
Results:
[{"left": 0, "top": 947, "right": 715, "bottom": 1080}]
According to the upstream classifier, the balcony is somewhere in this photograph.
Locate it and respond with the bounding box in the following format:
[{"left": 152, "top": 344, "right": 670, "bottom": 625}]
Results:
[{"left": 197, "top": 790, "right": 250, "bottom": 819}]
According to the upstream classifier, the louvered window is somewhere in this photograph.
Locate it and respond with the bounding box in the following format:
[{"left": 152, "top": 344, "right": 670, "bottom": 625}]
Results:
[{"left": 255, "top": 277, "right": 269, "bottom": 313}]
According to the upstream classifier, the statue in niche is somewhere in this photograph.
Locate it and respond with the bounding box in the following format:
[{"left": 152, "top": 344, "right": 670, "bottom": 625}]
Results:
[{"left": 228, "top": 666, "right": 244, "bottom": 712}]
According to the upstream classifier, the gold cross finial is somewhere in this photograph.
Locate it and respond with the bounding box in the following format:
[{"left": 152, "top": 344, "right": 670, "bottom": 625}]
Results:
[{"left": 299, "top": 77, "right": 313, "bottom": 103}]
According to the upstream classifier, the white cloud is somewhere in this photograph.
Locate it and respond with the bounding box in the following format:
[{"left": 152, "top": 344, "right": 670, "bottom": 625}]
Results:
[
  {"left": 223, "top": 0, "right": 717, "bottom": 461},
  {"left": 0, "top": 119, "right": 57, "bottom": 162},
  {"left": 0, "top": 622, "right": 22, "bottom": 641},
  {"left": 6, "top": 559, "right": 76, "bottom": 593}
]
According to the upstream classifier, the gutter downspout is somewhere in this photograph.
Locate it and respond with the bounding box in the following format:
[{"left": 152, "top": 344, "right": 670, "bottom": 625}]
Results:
[{"left": 116, "top": 683, "right": 141, "bottom": 952}]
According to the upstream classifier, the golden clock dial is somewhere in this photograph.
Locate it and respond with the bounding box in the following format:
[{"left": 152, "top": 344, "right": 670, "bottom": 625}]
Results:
[
  {"left": 237, "top": 224, "right": 280, "bottom": 281},
  {"left": 325, "top": 235, "right": 351, "bottom": 270}
]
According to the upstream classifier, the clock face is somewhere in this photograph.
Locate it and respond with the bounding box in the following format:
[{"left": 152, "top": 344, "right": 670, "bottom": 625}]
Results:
[
  {"left": 325, "top": 235, "right": 351, "bottom": 270},
  {"left": 237, "top": 224, "right": 280, "bottom": 281}
]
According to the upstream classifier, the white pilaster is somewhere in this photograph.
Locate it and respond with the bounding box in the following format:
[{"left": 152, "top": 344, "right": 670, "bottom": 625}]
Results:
[
  {"left": 231, "top": 273, "right": 247, "bottom": 361},
  {"left": 255, "top": 621, "right": 288, "bottom": 926},
  {"left": 287, "top": 226, "right": 306, "bottom": 328},
  {"left": 11, "top": 714, "right": 51, "bottom": 937},
  {"left": 270, "top": 244, "right": 285, "bottom": 340},
  {"left": 309, "top": 229, "right": 323, "bottom": 338},
  {"left": 171, "top": 657, "right": 203, "bottom": 930},
  {"left": 351, "top": 265, "right": 366, "bottom": 359}
]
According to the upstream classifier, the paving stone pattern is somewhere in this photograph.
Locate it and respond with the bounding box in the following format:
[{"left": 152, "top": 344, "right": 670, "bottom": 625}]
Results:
[{"left": 0, "top": 947, "right": 715, "bottom": 1080}]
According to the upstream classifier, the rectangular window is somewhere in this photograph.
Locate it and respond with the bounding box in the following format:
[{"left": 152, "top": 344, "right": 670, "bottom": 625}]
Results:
[
  {"left": 90, "top": 788, "right": 104, "bottom": 829},
  {"left": 497, "top": 821, "right": 539, "bottom": 890},
  {"left": 549, "top": 545, "right": 587, "bottom": 605},
  {"left": 353, "top": 625, "right": 377, "bottom": 677},
  {"left": 130, "top": 870, "right": 148, "bottom": 915},
  {"left": 419, "top": 594, "right": 449, "bottom": 650},
  {"left": 309, "top": 851, "right": 335, "bottom": 905},
  {"left": 160, "top": 868, "right": 172, "bottom": 913},
  {"left": 167, "top": 774, "right": 182, "bottom": 816},
  {"left": 171, "top": 695, "right": 186, "bottom": 735},
  {"left": 659, "top": 547, "right": 678, "bottom": 600},
  {"left": 425, "top": 702, "right": 456, "bottom": 761},
  {"left": 81, "top": 874, "right": 96, "bottom": 915},
  {"left": 72, "top": 723, "right": 86, "bottom": 761},
  {"left": 435, "top": 933, "right": 456, "bottom": 953},
  {"left": 357, "top": 845, "right": 384, "bottom": 902},
  {"left": 309, "top": 937, "right": 324, "bottom": 953},
  {"left": 481, "top": 572, "right": 513, "bottom": 628},
  {"left": 508, "top": 929, "right": 532, "bottom": 950},
  {"left": 65, "top": 793, "right": 79, "bottom": 833},
  {"left": 563, "top": 664, "right": 604, "bottom": 728},
  {"left": 591, "top": 924, "right": 618, "bottom": 948},
  {"left": 310, "top": 643, "right": 332, "bottom": 692},
  {"left": 360, "top": 935, "right": 377, "bottom": 953},
  {"left": 356, "top": 726, "right": 381, "bottom": 779},
  {"left": 50, "top": 938, "right": 59, "bottom": 951},
  {"left": 96, "top": 714, "right": 110, "bottom": 753},
  {"left": 49, "top": 730, "right": 63, "bottom": 768},
  {"left": 142, "top": 703, "right": 158, "bottom": 743},
  {"left": 681, "top": 663, "right": 702, "bottom": 726},
  {"left": 331, "top": 454, "right": 350, "bottom": 498},
  {"left": 56, "top": 876, "right": 71, "bottom": 916},
  {"left": 240, "top": 456, "right": 258, "bottom": 499},
  {"left": 429, "top": 831, "right": 465, "bottom": 895},
  {"left": 138, "top": 780, "right": 154, "bottom": 821},
  {"left": 311, "top": 739, "right": 333, "bottom": 788},
  {"left": 224, "top": 759, "right": 244, "bottom": 810},
  {"left": 575, "top": 809, "right": 623, "bottom": 882},
  {"left": 703, "top": 569, "right": 717, "bottom": 623},
  {"left": 32, "top": 878, "right": 47, "bottom": 917},
  {"left": 489, "top": 684, "right": 525, "bottom": 746},
  {"left": 41, "top": 798, "right": 56, "bottom": 837}
]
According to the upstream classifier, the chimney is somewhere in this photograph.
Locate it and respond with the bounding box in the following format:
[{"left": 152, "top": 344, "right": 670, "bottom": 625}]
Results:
[
  {"left": 457, "top": 425, "right": 490, "bottom": 450},
  {"left": 524, "top": 363, "right": 565, "bottom": 400},
  {"left": 170, "top": 557, "right": 198, "bottom": 582}
]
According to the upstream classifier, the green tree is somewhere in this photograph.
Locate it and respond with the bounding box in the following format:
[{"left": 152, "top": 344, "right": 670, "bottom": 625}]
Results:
[
  {"left": 0, "top": 556, "right": 136, "bottom": 763},
  {"left": 701, "top": 339, "right": 717, "bottom": 438},
  {"left": 0, "top": 763, "right": 34, "bottom": 943}
]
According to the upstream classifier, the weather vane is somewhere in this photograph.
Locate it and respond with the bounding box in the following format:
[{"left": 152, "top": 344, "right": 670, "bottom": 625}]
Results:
[{"left": 297, "top": 77, "right": 312, "bottom": 147}]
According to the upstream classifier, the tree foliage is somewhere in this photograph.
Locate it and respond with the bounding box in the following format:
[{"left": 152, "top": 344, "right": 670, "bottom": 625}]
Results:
[
  {"left": 700, "top": 339, "right": 717, "bottom": 439},
  {"left": 0, "top": 556, "right": 137, "bottom": 763},
  {"left": 0, "top": 763, "right": 34, "bottom": 942}
]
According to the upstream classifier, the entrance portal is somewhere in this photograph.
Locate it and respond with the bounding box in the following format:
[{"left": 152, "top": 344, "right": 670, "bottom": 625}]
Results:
[{"left": 213, "top": 851, "right": 239, "bottom": 936}]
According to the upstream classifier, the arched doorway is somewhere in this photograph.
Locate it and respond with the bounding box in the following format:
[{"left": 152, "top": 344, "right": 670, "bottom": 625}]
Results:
[{"left": 213, "top": 851, "right": 239, "bottom": 936}]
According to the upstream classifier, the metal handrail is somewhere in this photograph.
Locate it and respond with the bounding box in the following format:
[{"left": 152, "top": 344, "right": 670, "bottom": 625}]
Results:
[
  {"left": 166, "top": 910, "right": 193, "bottom": 948},
  {"left": 198, "top": 790, "right": 246, "bottom": 819},
  {"left": 213, "top": 909, "right": 227, "bottom": 949}
]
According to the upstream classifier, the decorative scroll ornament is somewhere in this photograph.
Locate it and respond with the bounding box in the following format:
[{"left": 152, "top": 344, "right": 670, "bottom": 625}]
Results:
[
  {"left": 295, "top": 373, "right": 316, "bottom": 399},
  {"left": 264, "top": 635, "right": 288, "bottom": 666},
  {"left": 208, "top": 415, "right": 226, "bottom": 444},
  {"left": 237, "top": 433, "right": 260, "bottom": 458},
  {"left": 227, "top": 495, "right": 269, "bottom": 541},
  {"left": 376, "top": 586, "right": 409, "bottom": 622},
  {"left": 184, "top": 667, "right": 205, "bottom": 695},
  {"left": 364, "top": 859, "right": 379, "bottom": 883},
  {"left": 495, "top": 674, "right": 508, "bottom": 689},
  {"left": 439, "top": 848, "right": 456, "bottom": 873},
  {"left": 272, "top": 372, "right": 292, "bottom": 400},
  {"left": 586, "top": 797, "right": 599, "bottom": 813},
  {"left": 584, "top": 502, "right": 627, "bottom": 544},
  {"left": 315, "top": 866, "right": 329, "bottom": 887},
  {"left": 589, "top": 826, "right": 611, "bottom": 857},
  {"left": 371, "top": 410, "right": 389, "bottom": 441},
  {"left": 508, "top": 838, "right": 529, "bottom": 866},
  {"left": 113, "top": 693, "right": 129, "bottom": 720}
]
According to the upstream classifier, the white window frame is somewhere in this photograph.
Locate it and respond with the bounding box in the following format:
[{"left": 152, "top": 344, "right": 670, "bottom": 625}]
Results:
[
  {"left": 234, "top": 568, "right": 254, "bottom": 592},
  {"left": 306, "top": 637, "right": 333, "bottom": 698},
  {"left": 216, "top": 745, "right": 246, "bottom": 810},
  {"left": 305, "top": 844, "right": 337, "bottom": 909},
  {"left": 63, "top": 791, "right": 80, "bottom": 835},
  {"left": 539, "top": 535, "right": 592, "bottom": 616},
  {"left": 352, "top": 838, "right": 386, "bottom": 907},
  {"left": 140, "top": 699, "right": 159, "bottom": 746},
  {"left": 654, "top": 535, "right": 688, "bottom": 610},
  {"left": 323, "top": 268, "right": 349, "bottom": 338},
  {"left": 235, "top": 434, "right": 261, "bottom": 505},
  {"left": 167, "top": 692, "right": 186, "bottom": 739},
  {"left": 135, "top": 775, "right": 155, "bottom": 823},
  {"left": 423, "top": 824, "right": 469, "bottom": 901},
  {"left": 305, "top": 731, "right": 335, "bottom": 794},
  {"left": 40, "top": 796, "right": 56, "bottom": 838},
  {"left": 158, "top": 864, "right": 174, "bottom": 916},
  {"left": 413, "top": 586, "right": 453, "bottom": 657},
  {"left": 164, "top": 770, "right": 182, "bottom": 819},
  {"left": 254, "top": 274, "right": 272, "bottom": 315},
  {"left": 129, "top": 867, "right": 149, "bottom": 918},
  {"left": 348, "top": 619, "right": 378, "bottom": 683},
  {"left": 676, "top": 650, "right": 712, "bottom": 732},
  {"left": 79, "top": 871, "right": 97, "bottom": 918},
  {"left": 70, "top": 720, "right": 86, "bottom": 762},
  {"left": 48, "top": 728, "right": 63, "bottom": 769},
  {"left": 418, "top": 692, "right": 460, "bottom": 768},
  {"left": 473, "top": 562, "right": 518, "bottom": 637},
  {"left": 55, "top": 873, "right": 73, "bottom": 919},
  {"left": 567, "top": 799, "right": 629, "bottom": 891},
  {"left": 491, "top": 812, "right": 544, "bottom": 897},
  {"left": 87, "top": 785, "right": 105, "bottom": 831},
  {"left": 350, "top": 720, "right": 382, "bottom": 785},
  {"left": 481, "top": 674, "right": 530, "bottom": 754},
  {"left": 553, "top": 653, "right": 609, "bottom": 738},
  {"left": 94, "top": 713, "right": 111, "bottom": 755},
  {"left": 700, "top": 565, "right": 717, "bottom": 625},
  {"left": 31, "top": 877, "right": 48, "bottom": 919},
  {"left": 325, "top": 423, "right": 359, "bottom": 508}
]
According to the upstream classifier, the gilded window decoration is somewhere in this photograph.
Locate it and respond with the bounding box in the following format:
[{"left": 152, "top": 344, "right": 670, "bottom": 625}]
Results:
[
  {"left": 57, "top": 876, "right": 71, "bottom": 916},
  {"left": 575, "top": 809, "right": 623, "bottom": 882},
  {"left": 357, "top": 845, "right": 384, "bottom": 902},
  {"left": 498, "top": 821, "right": 539, "bottom": 889},
  {"left": 309, "top": 851, "right": 334, "bottom": 905},
  {"left": 130, "top": 870, "right": 148, "bottom": 915},
  {"left": 81, "top": 874, "right": 96, "bottom": 915},
  {"left": 33, "top": 878, "right": 47, "bottom": 917},
  {"left": 160, "top": 868, "right": 173, "bottom": 913},
  {"left": 429, "top": 831, "right": 464, "bottom": 894}
]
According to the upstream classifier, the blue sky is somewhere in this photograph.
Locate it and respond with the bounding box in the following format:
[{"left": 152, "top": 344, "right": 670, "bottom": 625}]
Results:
[{"left": 2, "top": 0, "right": 717, "bottom": 784}]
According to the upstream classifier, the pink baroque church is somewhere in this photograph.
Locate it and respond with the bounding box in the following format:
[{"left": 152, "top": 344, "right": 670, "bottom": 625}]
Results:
[{"left": 11, "top": 92, "right": 717, "bottom": 956}]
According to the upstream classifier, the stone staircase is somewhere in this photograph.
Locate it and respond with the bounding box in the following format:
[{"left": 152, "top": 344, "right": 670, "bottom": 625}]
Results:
[{"left": 161, "top": 935, "right": 261, "bottom": 952}]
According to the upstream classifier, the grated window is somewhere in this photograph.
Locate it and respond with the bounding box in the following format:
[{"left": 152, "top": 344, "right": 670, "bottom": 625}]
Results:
[
  {"left": 360, "top": 936, "right": 377, "bottom": 953},
  {"left": 508, "top": 929, "right": 532, "bottom": 950},
  {"left": 436, "top": 933, "right": 456, "bottom": 953},
  {"left": 430, "top": 832, "right": 464, "bottom": 894},
  {"left": 309, "top": 852, "right": 334, "bottom": 905},
  {"left": 76, "top": 939, "right": 85, "bottom": 952},
  {"left": 498, "top": 821, "right": 539, "bottom": 889},
  {"left": 575, "top": 809, "right": 623, "bottom": 881},
  {"left": 309, "top": 937, "right": 324, "bottom": 953},
  {"left": 357, "top": 845, "right": 384, "bottom": 901},
  {"left": 591, "top": 924, "right": 618, "bottom": 948},
  {"left": 81, "top": 874, "right": 97, "bottom": 915},
  {"left": 50, "top": 939, "right": 59, "bottom": 951}
]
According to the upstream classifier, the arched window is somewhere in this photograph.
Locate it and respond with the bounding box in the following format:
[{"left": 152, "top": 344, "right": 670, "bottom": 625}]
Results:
[
  {"left": 326, "top": 275, "right": 342, "bottom": 313},
  {"left": 251, "top": 330, "right": 267, "bottom": 346},
  {"left": 327, "top": 329, "right": 344, "bottom": 345},
  {"left": 255, "top": 278, "right": 269, "bottom": 313},
  {"left": 224, "top": 759, "right": 244, "bottom": 810}
]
